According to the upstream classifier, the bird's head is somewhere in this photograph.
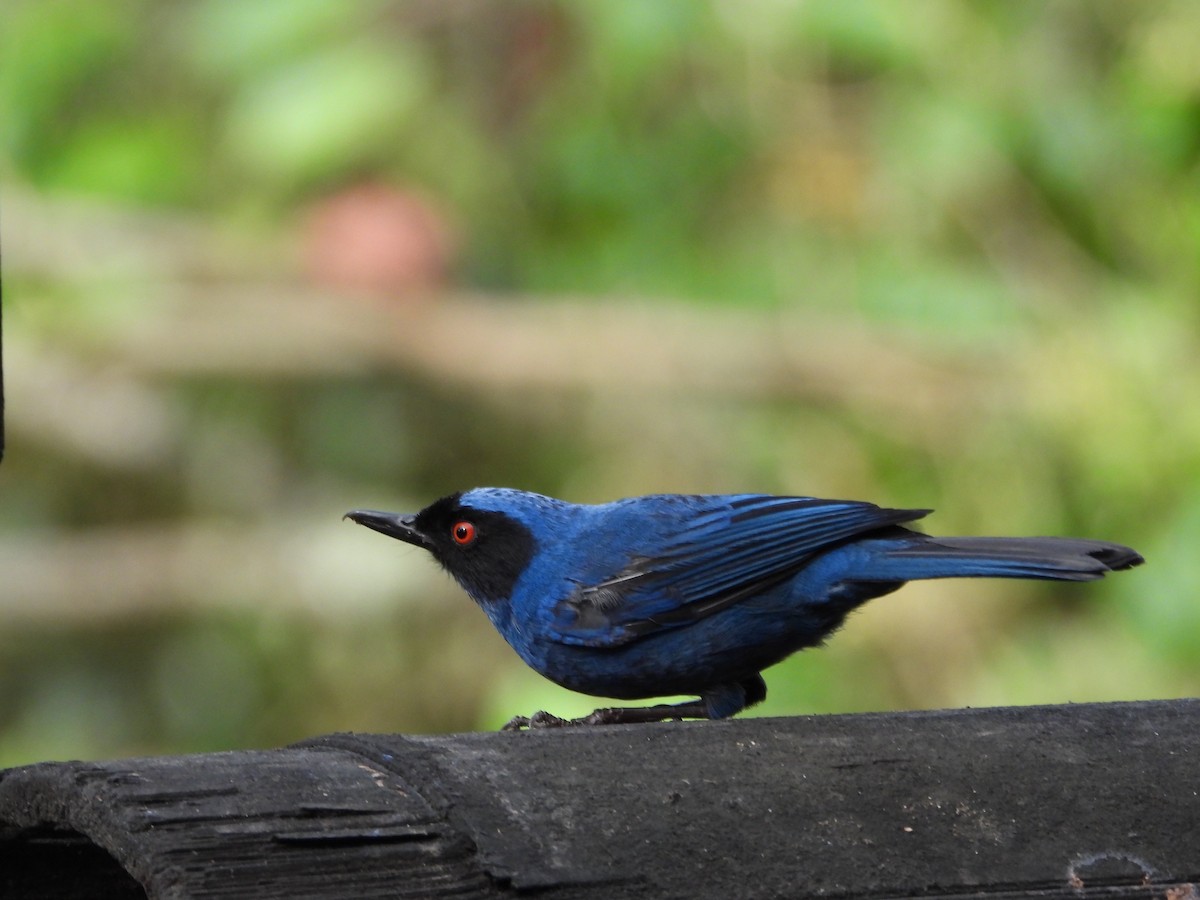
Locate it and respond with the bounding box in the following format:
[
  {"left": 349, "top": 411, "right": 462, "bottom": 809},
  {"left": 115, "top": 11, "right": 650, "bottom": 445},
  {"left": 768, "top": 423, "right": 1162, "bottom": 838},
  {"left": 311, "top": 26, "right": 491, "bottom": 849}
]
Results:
[{"left": 345, "top": 488, "right": 565, "bottom": 605}]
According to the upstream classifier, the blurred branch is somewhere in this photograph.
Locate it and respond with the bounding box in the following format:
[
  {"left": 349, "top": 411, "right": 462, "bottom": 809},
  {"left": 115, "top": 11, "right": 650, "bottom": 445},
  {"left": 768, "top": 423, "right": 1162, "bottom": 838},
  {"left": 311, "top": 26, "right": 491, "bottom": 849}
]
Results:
[
  {"left": 3, "top": 184, "right": 1018, "bottom": 494},
  {"left": 5, "top": 338, "right": 181, "bottom": 470},
  {"left": 2, "top": 186, "right": 285, "bottom": 283},
  {"left": 103, "top": 286, "right": 982, "bottom": 416},
  {"left": 0, "top": 521, "right": 440, "bottom": 623},
  {"left": 4, "top": 186, "right": 985, "bottom": 424}
]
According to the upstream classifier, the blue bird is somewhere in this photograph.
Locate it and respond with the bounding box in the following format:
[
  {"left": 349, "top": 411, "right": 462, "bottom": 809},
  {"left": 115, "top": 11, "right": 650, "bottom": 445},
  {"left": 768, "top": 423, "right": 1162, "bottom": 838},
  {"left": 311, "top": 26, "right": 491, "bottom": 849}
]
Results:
[{"left": 346, "top": 489, "right": 1142, "bottom": 729}]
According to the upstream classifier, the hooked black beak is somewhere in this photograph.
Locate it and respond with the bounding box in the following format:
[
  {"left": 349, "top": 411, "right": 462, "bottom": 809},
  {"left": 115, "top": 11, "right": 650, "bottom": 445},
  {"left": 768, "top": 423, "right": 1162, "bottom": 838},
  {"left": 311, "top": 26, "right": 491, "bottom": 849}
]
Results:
[{"left": 344, "top": 509, "right": 433, "bottom": 550}]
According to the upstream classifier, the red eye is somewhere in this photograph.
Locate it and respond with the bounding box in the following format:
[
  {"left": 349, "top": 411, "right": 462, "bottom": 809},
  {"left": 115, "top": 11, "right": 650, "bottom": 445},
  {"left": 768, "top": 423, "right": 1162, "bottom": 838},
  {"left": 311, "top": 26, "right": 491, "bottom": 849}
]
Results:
[{"left": 452, "top": 521, "right": 476, "bottom": 545}]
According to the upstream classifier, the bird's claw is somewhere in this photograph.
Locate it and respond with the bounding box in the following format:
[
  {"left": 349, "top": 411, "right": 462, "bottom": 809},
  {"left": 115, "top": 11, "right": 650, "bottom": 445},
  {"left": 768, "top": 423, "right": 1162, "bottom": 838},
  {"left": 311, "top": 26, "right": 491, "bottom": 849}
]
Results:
[{"left": 502, "top": 710, "right": 571, "bottom": 731}]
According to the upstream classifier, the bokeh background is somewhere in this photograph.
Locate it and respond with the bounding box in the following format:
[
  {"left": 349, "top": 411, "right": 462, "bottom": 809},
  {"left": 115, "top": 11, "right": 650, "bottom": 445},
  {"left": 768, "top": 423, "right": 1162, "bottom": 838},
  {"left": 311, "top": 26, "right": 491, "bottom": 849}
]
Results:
[{"left": 2, "top": 0, "right": 1198, "bottom": 765}]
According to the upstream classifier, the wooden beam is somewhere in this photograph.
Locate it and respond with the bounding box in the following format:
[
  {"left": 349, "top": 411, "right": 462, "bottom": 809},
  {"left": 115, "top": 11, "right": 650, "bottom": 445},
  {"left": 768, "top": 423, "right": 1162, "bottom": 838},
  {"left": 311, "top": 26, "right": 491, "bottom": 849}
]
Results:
[{"left": 1, "top": 699, "right": 1197, "bottom": 899}]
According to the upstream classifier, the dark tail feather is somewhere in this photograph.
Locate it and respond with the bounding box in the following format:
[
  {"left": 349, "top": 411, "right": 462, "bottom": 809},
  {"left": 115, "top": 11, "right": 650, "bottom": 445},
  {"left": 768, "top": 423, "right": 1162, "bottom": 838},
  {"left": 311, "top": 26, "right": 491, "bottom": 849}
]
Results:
[{"left": 880, "top": 536, "right": 1144, "bottom": 582}]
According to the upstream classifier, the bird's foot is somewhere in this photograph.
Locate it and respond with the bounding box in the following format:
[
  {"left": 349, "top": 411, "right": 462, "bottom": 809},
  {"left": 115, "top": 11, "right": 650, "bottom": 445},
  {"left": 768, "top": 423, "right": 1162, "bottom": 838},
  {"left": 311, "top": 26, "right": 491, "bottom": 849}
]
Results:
[
  {"left": 502, "top": 710, "right": 572, "bottom": 730},
  {"left": 501, "top": 701, "right": 710, "bottom": 731}
]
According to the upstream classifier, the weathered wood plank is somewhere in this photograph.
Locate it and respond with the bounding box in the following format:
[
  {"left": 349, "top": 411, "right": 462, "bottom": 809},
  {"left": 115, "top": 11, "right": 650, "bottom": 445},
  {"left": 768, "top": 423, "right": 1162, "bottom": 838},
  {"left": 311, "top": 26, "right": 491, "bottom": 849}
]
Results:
[{"left": 1, "top": 699, "right": 1198, "bottom": 899}]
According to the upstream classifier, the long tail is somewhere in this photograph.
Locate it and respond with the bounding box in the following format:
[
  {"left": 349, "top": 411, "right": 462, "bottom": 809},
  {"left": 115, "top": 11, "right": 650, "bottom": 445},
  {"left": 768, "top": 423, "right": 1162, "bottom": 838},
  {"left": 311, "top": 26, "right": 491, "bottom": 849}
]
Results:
[{"left": 874, "top": 535, "right": 1144, "bottom": 582}]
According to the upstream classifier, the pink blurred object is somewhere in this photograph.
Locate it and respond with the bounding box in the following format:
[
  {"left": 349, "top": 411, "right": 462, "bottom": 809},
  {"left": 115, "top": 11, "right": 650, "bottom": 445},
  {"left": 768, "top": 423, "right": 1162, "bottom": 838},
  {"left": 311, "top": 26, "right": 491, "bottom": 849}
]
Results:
[{"left": 303, "top": 183, "right": 456, "bottom": 298}]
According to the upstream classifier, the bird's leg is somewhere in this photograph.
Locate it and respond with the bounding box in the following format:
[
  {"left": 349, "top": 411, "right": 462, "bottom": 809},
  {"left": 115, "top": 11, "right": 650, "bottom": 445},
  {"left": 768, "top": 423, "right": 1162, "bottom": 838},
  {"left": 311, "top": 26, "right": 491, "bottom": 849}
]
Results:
[{"left": 502, "top": 700, "right": 711, "bottom": 731}]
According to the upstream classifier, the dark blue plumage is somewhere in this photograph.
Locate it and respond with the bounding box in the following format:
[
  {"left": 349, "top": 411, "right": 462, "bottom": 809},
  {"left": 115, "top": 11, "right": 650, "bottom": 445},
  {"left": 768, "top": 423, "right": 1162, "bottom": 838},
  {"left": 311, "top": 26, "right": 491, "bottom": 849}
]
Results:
[{"left": 346, "top": 489, "right": 1142, "bottom": 727}]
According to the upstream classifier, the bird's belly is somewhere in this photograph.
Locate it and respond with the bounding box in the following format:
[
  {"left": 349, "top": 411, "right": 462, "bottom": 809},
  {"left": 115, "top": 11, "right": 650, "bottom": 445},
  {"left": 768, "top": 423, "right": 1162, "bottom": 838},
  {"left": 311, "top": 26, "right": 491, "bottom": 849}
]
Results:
[
  {"left": 529, "top": 592, "right": 853, "bottom": 700},
  {"left": 509, "top": 546, "right": 907, "bottom": 701}
]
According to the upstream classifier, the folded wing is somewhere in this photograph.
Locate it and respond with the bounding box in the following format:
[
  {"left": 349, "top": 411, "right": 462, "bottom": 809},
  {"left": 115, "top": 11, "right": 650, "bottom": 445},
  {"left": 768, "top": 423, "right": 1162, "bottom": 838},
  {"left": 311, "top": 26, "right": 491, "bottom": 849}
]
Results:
[{"left": 551, "top": 495, "right": 929, "bottom": 648}]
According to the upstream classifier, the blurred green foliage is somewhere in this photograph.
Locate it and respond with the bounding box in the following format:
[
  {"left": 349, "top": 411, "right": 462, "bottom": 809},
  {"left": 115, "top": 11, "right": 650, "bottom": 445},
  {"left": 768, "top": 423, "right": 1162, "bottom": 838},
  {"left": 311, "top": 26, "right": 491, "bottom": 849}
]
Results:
[{"left": 1, "top": 0, "right": 1198, "bottom": 764}]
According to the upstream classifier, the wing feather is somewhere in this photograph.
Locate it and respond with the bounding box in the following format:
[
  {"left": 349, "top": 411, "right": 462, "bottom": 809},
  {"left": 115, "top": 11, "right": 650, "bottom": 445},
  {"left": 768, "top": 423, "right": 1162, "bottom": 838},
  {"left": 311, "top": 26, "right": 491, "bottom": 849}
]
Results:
[{"left": 551, "top": 495, "right": 929, "bottom": 647}]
